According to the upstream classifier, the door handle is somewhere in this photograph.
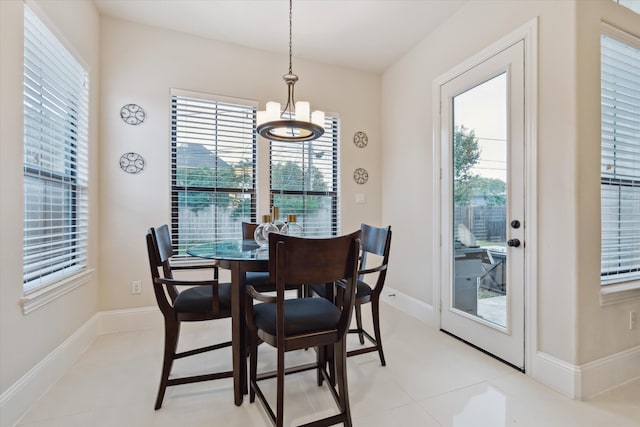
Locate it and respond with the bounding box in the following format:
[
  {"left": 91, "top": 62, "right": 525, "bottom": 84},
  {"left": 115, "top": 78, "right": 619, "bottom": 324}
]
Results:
[{"left": 507, "top": 239, "right": 521, "bottom": 247}]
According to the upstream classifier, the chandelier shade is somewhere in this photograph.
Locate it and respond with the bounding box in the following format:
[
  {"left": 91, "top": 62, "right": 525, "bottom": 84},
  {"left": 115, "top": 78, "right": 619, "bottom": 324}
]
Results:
[{"left": 256, "top": 0, "right": 325, "bottom": 142}]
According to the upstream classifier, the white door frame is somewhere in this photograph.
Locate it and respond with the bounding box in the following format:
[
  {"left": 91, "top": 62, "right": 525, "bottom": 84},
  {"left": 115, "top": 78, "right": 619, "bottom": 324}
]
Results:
[{"left": 432, "top": 18, "right": 538, "bottom": 372}]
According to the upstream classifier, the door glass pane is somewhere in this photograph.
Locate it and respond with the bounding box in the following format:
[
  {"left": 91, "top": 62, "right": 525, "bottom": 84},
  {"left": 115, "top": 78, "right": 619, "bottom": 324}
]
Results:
[{"left": 452, "top": 73, "right": 508, "bottom": 328}]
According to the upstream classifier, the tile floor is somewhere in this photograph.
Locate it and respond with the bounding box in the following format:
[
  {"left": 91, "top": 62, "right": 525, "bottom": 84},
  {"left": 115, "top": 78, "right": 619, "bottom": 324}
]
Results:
[{"left": 15, "top": 303, "right": 640, "bottom": 427}]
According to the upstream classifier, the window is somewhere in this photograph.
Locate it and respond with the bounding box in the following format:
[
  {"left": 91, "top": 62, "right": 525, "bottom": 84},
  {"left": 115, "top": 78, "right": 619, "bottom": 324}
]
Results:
[
  {"left": 170, "top": 90, "right": 257, "bottom": 254},
  {"left": 270, "top": 117, "right": 340, "bottom": 236},
  {"left": 23, "top": 5, "right": 89, "bottom": 294},
  {"left": 611, "top": 0, "right": 640, "bottom": 15},
  {"left": 601, "top": 25, "right": 640, "bottom": 285}
]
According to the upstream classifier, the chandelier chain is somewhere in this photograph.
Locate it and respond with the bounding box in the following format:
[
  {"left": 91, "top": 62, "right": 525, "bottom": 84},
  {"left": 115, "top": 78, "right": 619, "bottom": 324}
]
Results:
[{"left": 288, "top": 0, "right": 293, "bottom": 75}]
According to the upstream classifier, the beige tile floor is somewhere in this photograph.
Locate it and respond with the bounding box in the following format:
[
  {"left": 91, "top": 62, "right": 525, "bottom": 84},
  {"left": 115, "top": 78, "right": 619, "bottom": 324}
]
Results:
[{"left": 15, "top": 303, "right": 640, "bottom": 427}]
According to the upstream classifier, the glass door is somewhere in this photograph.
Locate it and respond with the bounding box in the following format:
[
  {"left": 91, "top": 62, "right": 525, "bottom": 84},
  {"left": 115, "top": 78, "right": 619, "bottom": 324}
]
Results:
[{"left": 440, "top": 41, "right": 525, "bottom": 369}]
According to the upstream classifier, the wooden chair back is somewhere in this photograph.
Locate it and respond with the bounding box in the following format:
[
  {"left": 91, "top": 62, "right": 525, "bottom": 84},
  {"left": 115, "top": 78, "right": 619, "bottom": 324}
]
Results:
[
  {"left": 268, "top": 231, "right": 361, "bottom": 338},
  {"left": 359, "top": 223, "right": 392, "bottom": 292},
  {"left": 242, "top": 221, "right": 258, "bottom": 240},
  {"left": 146, "top": 226, "right": 178, "bottom": 313}
]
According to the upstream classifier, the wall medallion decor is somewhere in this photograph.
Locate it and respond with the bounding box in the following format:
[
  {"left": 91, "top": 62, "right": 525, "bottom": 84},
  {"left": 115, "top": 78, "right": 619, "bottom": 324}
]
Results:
[
  {"left": 353, "top": 131, "right": 368, "bottom": 148},
  {"left": 119, "top": 152, "right": 145, "bottom": 174},
  {"left": 353, "top": 168, "right": 368, "bottom": 185},
  {"left": 120, "top": 103, "right": 146, "bottom": 125}
]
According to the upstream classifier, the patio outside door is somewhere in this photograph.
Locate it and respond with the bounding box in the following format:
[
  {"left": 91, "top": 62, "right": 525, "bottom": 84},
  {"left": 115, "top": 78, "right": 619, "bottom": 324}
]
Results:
[{"left": 439, "top": 40, "right": 525, "bottom": 370}]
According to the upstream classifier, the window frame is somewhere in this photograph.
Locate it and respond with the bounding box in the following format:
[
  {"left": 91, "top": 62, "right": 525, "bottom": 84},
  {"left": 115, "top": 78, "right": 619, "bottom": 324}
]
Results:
[
  {"left": 170, "top": 89, "right": 258, "bottom": 254},
  {"left": 600, "top": 22, "right": 640, "bottom": 292},
  {"left": 22, "top": 3, "right": 90, "bottom": 300}
]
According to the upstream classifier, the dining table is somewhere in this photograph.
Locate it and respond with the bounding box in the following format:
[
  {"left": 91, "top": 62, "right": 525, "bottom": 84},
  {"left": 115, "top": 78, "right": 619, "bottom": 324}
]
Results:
[{"left": 187, "top": 239, "right": 269, "bottom": 406}]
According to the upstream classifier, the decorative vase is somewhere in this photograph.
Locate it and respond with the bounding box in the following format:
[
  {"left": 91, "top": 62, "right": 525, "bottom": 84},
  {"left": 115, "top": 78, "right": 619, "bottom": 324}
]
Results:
[
  {"left": 254, "top": 214, "right": 278, "bottom": 247},
  {"left": 281, "top": 214, "right": 303, "bottom": 237}
]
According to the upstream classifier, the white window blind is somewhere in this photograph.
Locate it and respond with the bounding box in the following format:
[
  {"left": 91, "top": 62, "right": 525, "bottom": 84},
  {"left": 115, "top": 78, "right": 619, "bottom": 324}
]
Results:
[
  {"left": 601, "top": 27, "right": 640, "bottom": 285},
  {"left": 23, "top": 5, "right": 89, "bottom": 293},
  {"left": 170, "top": 90, "right": 257, "bottom": 254},
  {"left": 270, "top": 116, "right": 340, "bottom": 237}
]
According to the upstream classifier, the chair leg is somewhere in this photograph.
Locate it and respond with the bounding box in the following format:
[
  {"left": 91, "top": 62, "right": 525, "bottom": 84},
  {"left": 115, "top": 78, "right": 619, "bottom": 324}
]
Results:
[
  {"left": 155, "top": 320, "right": 180, "bottom": 410},
  {"left": 327, "top": 343, "right": 336, "bottom": 386},
  {"left": 276, "top": 345, "right": 285, "bottom": 427},
  {"left": 249, "top": 330, "right": 258, "bottom": 403},
  {"left": 354, "top": 304, "right": 365, "bottom": 345},
  {"left": 334, "top": 338, "right": 353, "bottom": 427},
  {"left": 317, "top": 345, "right": 325, "bottom": 386},
  {"left": 371, "top": 297, "right": 386, "bottom": 366}
]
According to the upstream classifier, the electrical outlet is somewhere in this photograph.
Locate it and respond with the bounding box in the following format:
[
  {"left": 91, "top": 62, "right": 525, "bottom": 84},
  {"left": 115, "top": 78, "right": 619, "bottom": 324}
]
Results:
[
  {"left": 630, "top": 312, "right": 637, "bottom": 330},
  {"left": 131, "top": 280, "right": 142, "bottom": 294}
]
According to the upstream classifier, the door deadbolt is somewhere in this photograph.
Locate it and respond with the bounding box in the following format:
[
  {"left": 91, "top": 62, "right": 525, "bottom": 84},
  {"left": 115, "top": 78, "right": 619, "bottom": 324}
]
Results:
[{"left": 510, "top": 220, "right": 521, "bottom": 229}]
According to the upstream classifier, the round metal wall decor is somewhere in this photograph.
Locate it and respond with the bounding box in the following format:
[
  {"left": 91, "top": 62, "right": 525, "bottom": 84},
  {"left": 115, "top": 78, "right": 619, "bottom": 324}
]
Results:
[
  {"left": 353, "top": 131, "right": 368, "bottom": 148},
  {"left": 120, "top": 103, "right": 146, "bottom": 125},
  {"left": 119, "top": 152, "right": 145, "bottom": 174},
  {"left": 353, "top": 168, "right": 368, "bottom": 185}
]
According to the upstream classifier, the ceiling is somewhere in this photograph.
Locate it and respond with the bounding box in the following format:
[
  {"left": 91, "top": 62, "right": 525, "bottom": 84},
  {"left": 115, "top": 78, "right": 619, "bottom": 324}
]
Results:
[{"left": 93, "top": 0, "right": 467, "bottom": 73}]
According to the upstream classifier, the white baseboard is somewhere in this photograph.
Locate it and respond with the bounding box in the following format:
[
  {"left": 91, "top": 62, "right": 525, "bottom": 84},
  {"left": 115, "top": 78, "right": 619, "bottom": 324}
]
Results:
[
  {"left": 380, "top": 286, "right": 437, "bottom": 328},
  {"left": 531, "top": 351, "right": 581, "bottom": 399},
  {"left": 577, "top": 345, "right": 640, "bottom": 400},
  {"left": 531, "top": 346, "right": 640, "bottom": 400},
  {"left": 0, "top": 307, "right": 160, "bottom": 427},
  {"left": 96, "top": 306, "right": 161, "bottom": 335}
]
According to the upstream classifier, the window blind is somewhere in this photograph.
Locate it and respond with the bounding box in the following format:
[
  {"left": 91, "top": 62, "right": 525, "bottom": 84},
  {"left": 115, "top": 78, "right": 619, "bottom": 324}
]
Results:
[
  {"left": 270, "top": 116, "right": 340, "bottom": 237},
  {"left": 170, "top": 90, "right": 257, "bottom": 254},
  {"left": 601, "top": 29, "right": 640, "bottom": 285},
  {"left": 23, "top": 5, "right": 89, "bottom": 293}
]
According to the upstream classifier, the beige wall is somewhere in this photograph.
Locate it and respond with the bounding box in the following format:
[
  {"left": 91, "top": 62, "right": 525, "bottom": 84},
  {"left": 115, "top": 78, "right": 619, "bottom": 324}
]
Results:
[
  {"left": 382, "top": 0, "right": 639, "bottom": 368},
  {"left": 0, "top": 0, "right": 101, "bottom": 394},
  {"left": 98, "top": 17, "right": 382, "bottom": 310}
]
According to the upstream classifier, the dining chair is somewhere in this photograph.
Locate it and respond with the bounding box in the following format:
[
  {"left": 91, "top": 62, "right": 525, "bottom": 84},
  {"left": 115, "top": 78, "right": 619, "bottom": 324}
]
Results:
[
  {"left": 310, "top": 224, "right": 392, "bottom": 366},
  {"left": 146, "top": 225, "right": 233, "bottom": 409},
  {"left": 245, "top": 231, "right": 361, "bottom": 427}
]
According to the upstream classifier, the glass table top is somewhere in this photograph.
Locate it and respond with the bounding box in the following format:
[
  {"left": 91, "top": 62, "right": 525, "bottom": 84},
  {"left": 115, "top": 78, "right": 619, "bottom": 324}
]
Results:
[{"left": 187, "top": 239, "right": 269, "bottom": 261}]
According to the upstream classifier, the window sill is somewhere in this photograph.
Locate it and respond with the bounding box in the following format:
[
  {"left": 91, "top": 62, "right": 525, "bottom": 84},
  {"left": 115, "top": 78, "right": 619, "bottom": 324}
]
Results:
[
  {"left": 600, "top": 281, "right": 640, "bottom": 306},
  {"left": 20, "top": 269, "right": 95, "bottom": 315}
]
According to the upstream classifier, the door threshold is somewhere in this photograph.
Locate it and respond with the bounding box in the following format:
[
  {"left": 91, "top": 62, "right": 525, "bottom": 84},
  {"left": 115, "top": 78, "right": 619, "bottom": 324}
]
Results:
[{"left": 440, "top": 329, "right": 525, "bottom": 373}]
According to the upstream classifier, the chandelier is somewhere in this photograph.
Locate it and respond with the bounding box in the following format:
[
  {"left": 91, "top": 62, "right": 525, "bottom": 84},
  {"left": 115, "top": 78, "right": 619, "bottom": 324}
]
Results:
[{"left": 256, "top": 0, "right": 325, "bottom": 142}]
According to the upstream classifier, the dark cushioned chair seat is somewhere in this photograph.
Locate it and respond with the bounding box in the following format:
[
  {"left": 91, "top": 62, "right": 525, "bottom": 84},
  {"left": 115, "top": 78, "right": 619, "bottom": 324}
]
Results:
[
  {"left": 311, "top": 280, "right": 372, "bottom": 300},
  {"left": 253, "top": 297, "right": 341, "bottom": 336},
  {"left": 174, "top": 282, "right": 232, "bottom": 313}
]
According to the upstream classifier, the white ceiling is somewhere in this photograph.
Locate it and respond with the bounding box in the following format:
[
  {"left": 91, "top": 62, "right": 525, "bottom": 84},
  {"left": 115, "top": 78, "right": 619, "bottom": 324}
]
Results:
[{"left": 93, "top": 0, "right": 467, "bottom": 73}]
